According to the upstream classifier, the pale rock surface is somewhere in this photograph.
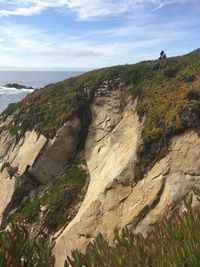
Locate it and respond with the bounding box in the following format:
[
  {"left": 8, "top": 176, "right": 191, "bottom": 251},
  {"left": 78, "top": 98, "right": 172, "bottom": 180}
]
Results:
[
  {"left": 0, "top": 169, "right": 16, "bottom": 224},
  {"left": 54, "top": 84, "right": 143, "bottom": 266},
  {"left": 135, "top": 131, "right": 200, "bottom": 234},
  {"left": 0, "top": 130, "right": 16, "bottom": 160},
  {"left": 11, "top": 131, "right": 47, "bottom": 174},
  {"left": 29, "top": 116, "right": 81, "bottom": 184}
]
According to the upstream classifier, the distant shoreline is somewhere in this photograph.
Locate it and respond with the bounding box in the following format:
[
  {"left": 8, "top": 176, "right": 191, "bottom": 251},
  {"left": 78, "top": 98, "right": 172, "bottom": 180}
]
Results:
[
  {"left": 0, "top": 70, "right": 85, "bottom": 88},
  {"left": 0, "top": 70, "right": 85, "bottom": 113},
  {"left": 0, "top": 69, "right": 90, "bottom": 72}
]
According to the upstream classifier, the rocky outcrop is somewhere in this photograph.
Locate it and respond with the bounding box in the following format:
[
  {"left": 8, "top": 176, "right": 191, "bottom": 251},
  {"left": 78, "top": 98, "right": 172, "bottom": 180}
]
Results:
[
  {"left": 3, "top": 83, "right": 34, "bottom": 90},
  {"left": 0, "top": 117, "right": 81, "bottom": 183},
  {"left": 54, "top": 81, "right": 143, "bottom": 266},
  {"left": 28, "top": 117, "right": 81, "bottom": 184},
  {"left": 11, "top": 130, "right": 47, "bottom": 175},
  {"left": 0, "top": 116, "right": 83, "bottom": 226},
  {"left": 135, "top": 131, "right": 200, "bottom": 234},
  {"left": 54, "top": 81, "right": 200, "bottom": 267}
]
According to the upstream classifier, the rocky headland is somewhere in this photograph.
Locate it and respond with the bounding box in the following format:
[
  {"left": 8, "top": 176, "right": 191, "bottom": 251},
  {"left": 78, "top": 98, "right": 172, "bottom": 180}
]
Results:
[
  {"left": 3, "top": 83, "right": 34, "bottom": 90},
  {"left": 0, "top": 49, "right": 200, "bottom": 266}
]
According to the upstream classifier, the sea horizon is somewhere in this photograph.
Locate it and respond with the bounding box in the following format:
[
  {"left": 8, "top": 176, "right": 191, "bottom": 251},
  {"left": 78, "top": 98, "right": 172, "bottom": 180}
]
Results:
[
  {"left": 0, "top": 70, "right": 85, "bottom": 88},
  {"left": 0, "top": 70, "right": 85, "bottom": 113}
]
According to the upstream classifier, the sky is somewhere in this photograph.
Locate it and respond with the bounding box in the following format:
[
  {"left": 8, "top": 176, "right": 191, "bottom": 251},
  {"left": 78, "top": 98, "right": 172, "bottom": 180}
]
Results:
[{"left": 0, "top": 0, "right": 199, "bottom": 70}]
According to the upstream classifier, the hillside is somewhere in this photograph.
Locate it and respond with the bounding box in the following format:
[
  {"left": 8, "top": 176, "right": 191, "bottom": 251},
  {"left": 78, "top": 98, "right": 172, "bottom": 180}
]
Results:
[
  {"left": 2, "top": 49, "right": 200, "bottom": 178},
  {"left": 0, "top": 49, "right": 200, "bottom": 266}
]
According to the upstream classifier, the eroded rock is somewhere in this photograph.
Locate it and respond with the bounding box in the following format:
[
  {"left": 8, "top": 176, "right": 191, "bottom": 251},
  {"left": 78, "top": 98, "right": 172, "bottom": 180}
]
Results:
[
  {"left": 54, "top": 85, "right": 143, "bottom": 266},
  {"left": 0, "top": 116, "right": 83, "bottom": 227},
  {"left": 54, "top": 117, "right": 200, "bottom": 267}
]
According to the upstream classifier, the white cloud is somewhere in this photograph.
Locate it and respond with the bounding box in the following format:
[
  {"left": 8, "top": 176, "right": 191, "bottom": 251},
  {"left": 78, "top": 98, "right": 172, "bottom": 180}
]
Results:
[
  {"left": 0, "top": 0, "right": 196, "bottom": 19},
  {"left": 0, "top": 0, "right": 198, "bottom": 69},
  {"left": 0, "top": 13, "right": 193, "bottom": 69},
  {"left": 0, "top": 22, "right": 126, "bottom": 69}
]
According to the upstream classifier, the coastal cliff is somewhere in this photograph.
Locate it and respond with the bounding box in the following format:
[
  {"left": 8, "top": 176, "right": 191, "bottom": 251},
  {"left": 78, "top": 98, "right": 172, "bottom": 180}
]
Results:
[{"left": 1, "top": 49, "right": 200, "bottom": 266}]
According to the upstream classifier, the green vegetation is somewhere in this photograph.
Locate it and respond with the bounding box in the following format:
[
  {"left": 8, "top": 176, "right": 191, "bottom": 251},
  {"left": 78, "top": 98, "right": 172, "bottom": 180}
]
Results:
[
  {"left": 65, "top": 188, "right": 200, "bottom": 267},
  {"left": 0, "top": 161, "right": 10, "bottom": 172},
  {"left": 12, "top": 166, "right": 87, "bottom": 230},
  {"left": 2, "top": 84, "right": 88, "bottom": 138},
  {"left": 1, "top": 102, "right": 20, "bottom": 117},
  {"left": 2, "top": 188, "right": 200, "bottom": 267},
  {"left": 0, "top": 223, "right": 54, "bottom": 267},
  {"left": 130, "top": 50, "right": 200, "bottom": 179},
  {"left": 2, "top": 49, "right": 200, "bottom": 177}
]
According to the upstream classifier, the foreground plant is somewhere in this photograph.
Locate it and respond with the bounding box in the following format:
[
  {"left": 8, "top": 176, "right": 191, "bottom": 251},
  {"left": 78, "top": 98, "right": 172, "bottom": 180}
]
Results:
[{"left": 0, "top": 223, "right": 55, "bottom": 267}]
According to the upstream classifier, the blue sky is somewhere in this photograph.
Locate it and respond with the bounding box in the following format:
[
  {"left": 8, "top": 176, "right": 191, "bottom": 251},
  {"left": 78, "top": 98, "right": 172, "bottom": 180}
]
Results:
[{"left": 0, "top": 0, "right": 199, "bottom": 70}]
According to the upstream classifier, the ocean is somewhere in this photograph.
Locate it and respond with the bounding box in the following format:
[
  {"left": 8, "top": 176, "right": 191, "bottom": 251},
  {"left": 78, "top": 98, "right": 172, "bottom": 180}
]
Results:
[{"left": 0, "top": 71, "right": 84, "bottom": 113}]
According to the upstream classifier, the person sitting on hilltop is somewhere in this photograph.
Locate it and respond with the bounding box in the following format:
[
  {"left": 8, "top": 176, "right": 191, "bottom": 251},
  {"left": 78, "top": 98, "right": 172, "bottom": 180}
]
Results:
[{"left": 159, "top": 50, "right": 167, "bottom": 60}]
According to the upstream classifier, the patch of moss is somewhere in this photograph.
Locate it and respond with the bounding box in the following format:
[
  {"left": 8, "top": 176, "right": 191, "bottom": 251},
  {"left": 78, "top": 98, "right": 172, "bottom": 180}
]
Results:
[
  {"left": 14, "top": 198, "right": 41, "bottom": 223},
  {"left": 12, "top": 166, "right": 87, "bottom": 229},
  {"left": 0, "top": 161, "right": 10, "bottom": 172}
]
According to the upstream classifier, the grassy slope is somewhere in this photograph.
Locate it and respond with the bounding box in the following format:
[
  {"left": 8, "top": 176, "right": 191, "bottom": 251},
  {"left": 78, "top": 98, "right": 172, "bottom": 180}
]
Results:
[
  {"left": 11, "top": 166, "right": 87, "bottom": 231},
  {"left": 2, "top": 48, "right": 200, "bottom": 178}
]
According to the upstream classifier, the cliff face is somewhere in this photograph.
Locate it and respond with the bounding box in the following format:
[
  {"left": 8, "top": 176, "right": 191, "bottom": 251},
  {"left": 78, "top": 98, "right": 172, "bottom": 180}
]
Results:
[
  {"left": 53, "top": 98, "right": 200, "bottom": 266},
  {"left": 54, "top": 81, "right": 143, "bottom": 265},
  {"left": 0, "top": 118, "right": 82, "bottom": 225},
  {"left": 0, "top": 49, "right": 200, "bottom": 266},
  {"left": 55, "top": 129, "right": 200, "bottom": 266}
]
